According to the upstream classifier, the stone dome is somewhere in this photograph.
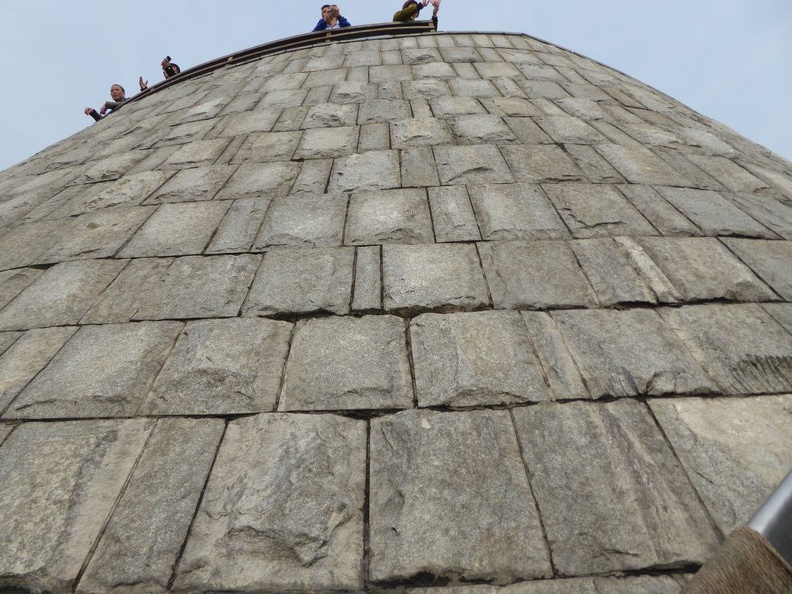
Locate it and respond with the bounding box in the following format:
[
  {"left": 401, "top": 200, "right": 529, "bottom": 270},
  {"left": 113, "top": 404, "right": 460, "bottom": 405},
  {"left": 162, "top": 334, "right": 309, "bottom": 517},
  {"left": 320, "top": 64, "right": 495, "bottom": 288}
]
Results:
[{"left": 0, "top": 27, "right": 791, "bottom": 593}]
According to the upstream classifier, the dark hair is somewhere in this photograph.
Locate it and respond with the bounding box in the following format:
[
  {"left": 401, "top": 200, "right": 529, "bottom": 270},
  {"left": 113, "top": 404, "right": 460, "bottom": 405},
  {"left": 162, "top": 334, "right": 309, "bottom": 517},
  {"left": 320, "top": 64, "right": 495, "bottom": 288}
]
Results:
[
  {"left": 321, "top": 4, "right": 330, "bottom": 9},
  {"left": 402, "top": 0, "right": 417, "bottom": 8}
]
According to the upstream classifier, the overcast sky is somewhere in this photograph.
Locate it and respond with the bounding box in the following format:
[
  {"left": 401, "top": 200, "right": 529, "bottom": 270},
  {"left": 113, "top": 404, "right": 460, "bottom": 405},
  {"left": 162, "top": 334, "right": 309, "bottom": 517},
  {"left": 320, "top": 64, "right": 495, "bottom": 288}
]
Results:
[{"left": 1, "top": 1, "right": 790, "bottom": 171}]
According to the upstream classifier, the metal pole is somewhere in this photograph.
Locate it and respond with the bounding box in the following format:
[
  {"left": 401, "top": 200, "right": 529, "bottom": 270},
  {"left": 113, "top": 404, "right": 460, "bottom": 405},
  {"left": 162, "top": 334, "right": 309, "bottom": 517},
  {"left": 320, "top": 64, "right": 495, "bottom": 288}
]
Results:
[{"left": 749, "top": 468, "right": 792, "bottom": 566}]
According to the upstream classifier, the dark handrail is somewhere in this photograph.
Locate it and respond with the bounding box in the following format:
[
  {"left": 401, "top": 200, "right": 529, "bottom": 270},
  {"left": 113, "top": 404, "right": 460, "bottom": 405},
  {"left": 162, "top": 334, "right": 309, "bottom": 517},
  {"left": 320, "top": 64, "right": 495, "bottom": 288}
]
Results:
[{"left": 124, "top": 20, "right": 437, "bottom": 107}]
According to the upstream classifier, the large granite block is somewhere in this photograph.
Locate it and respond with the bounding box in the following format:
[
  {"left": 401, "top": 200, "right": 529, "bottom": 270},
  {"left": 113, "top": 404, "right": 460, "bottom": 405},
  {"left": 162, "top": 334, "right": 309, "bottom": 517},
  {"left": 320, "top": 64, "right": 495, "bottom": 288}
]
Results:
[
  {"left": 428, "top": 186, "right": 482, "bottom": 242},
  {"left": 687, "top": 154, "right": 769, "bottom": 193},
  {"left": 60, "top": 170, "right": 174, "bottom": 213},
  {"left": 404, "top": 575, "right": 683, "bottom": 593},
  {"left": 723, "top": 238, "right": 792, "bottom": 301},
  {"left": 730, "top": 191, "right": 792, "bottom": 240},
  {"left": 0, "top": 419, "right": 152, "bottom": 593},
  {"left": 293, "top": 126, "right": 359, "bottom": 159},
  {"left": 83, "top": 255, "right": 260, "bottom": 323},
  {"left": 430, "top": 96, "right": 487, "bottom": 118},
  {"left": 345, "top": 188, "right": 434, "bottom": 245},
  {"left": 206, "top": 196, "right": 272, "bottom": 253},
  {"left": 5, "top": 322, "right": 182, "bottom": 419},
  {"left": 619, "top": 184, "right": 702, "bottom": 236},
  {"left": 77, "top": 152, "right": 148, "bottom": 184},
  {"left": 328, "top": 150, "right": 401, "bottom": 192},
  {"left": 400, "top": 145, "right": 441, "bottom": 188},
  {"left": 469, "top": 183, "right": 568, "bottom": 240},
  {"left": 534, "top": 115, "right": 605, "bottom": 144},
  {"left": 651, "top": 395, "right": 792, "bottom": 535},
  {"left": 140, "top": 318, "right": 293, "bottom": 415},
  {"left": 162, "top": 138, "right": 231, "bottom": 169},
  {"left": 383, "top": 243, "right": 490, "bottom": 314},
  {"left": 145, "top": 165, "right": 234, "bottom": 204},
  {"left": 214, "top": 161, "right": 301, "bottom": 201},
  {"left": 231, "top": 130, "right": 302, "bottom": 163},
  {"left": 254, "top": 192, "right": 347, "bottom": 249},
  {"left": 661, "top": 304, "right": 792, "bottom": 394},
  {"left": 480, "top": 240, "right": 597, "bottom": 309},
  {"left": 0, "top": 219, "right": 65, "bottom": 270},
  {"left": 214, "top": 109, "right": 280, "bottom": 137},
  {"left": 0, "top": 268, "right": 43, "bottom": 310},
  {"left": 280, "top": 315, "right": 412, "bottom": 411},
  {"left": 501, "top": 145, "right": 584, "bottom": 183},
  {"left": 244, "top": 247, "right": 354, "bottom": 316},
  {"left": 0, "top": 259, "right": 126, "bottom": 331},
  {"left": 77, "top": 419, "right": 225, "bottom": 594},
  {"left": 0, "top": 327, "right": 78, "bottom": 415},
  {"left": 358, "top": 99, "right": 412, "bottom": 124},
  {"left": 639, "top": 237, "right": 777, "bottom": 302},
  {"left": 302, "top": 103, "right": 358, "bottom": 129},
  {"left": 434, "top": 145, "right": 516, "bottom": 185},
  {"left": 657, "top": 187, "right": 776, "bottom": 238},
  {"left": 513, "top": 400, "right": 718, "bottom": 576},
  {"left": 370, "top": 409, "right": 552, "bottom": 584},
  {"left": 391, "top": 117, "right": 454, "bottom": 148},
  {"left": 173, "top": 413, "right": 366, "bottom": 592},
  {"left": 552, "top": 308, "right": 716, "bottom": 398},
  {"left": 596, "top": 143, "right": 690, "bottom": 186},
  {"left": 451, "top": 115, "right": 517, "bottom": 145},
  {"left": 352, "top": 245, "right": 381, "bottom": 311},
  {"left": 411, "top": 311, "right": 550, "bottom": 406}
]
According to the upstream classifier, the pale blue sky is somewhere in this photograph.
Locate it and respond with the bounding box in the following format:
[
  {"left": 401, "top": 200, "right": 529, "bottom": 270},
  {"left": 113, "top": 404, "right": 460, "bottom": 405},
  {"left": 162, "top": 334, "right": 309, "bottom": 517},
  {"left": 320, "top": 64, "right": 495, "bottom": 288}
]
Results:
[{"left": 1, "top": 1, "right": 790, "bottom": 170}]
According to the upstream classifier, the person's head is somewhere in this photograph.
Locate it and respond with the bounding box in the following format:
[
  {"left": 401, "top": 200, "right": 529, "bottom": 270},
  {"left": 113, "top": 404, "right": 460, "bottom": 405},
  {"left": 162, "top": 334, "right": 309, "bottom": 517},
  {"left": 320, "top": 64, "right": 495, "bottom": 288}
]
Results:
[
  {"left": 110, "top": 84, "right": 125, "bottom": 101},
  {"left": 321, "top": 4, "right": 330, "bottom": 17},
  {"left": 403, "top": 0, "right": 418, "bottom": 8}
]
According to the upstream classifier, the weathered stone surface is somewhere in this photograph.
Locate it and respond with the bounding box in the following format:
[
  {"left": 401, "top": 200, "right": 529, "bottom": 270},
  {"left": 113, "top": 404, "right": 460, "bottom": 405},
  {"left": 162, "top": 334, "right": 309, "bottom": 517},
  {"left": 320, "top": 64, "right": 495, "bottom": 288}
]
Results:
[
  {"left": 596, "top": 143, "right": 689, "bottom": 186},
  {"left": 231, "top": 130, "right": 301, "bottom": 163},
  {"left": 763, "top": 303, "right": 792, "bottom": 334},
  {"left": 206, "top": 197, "right": 271, "bottom": 253},
  {"left": 77, "top": 418, "right": 225, "bottom": 594},
  {"left": 0, "top": 220, "right": 67, "bottom": 271},
  {"left": 162, "top": 138, "right": 230, "bottom": 169},
  {"left": 501, "top": 145, "right": 584, "bottom": 183},
  {"left": 214, "top": 162, "right": 301, "bottom": 200},
  {"left": 404, "top": 575, "right": 683, "bottom": 593},
  {"left": 280, "top": 315, "right": 412, "bottom": 411},
  {"left": 0, "top": 327, "right": 78, "bottom": 415},
  {"left": 118, "top": 201, "right": 230, "bottom": 257},
  {"left": 358, "top": 99, "right": 411, "bottom": 124},
  {"left": 352, "top": 246, "right": 381, "bottom": 311},
  {"left": 383, "top": 244, "right": 490, "bottom": 313},
  {"left": 5, "top": 322, "right": 182, "bottom": 419},
  {"left": 469, "top": 184, "right": 569, "bottom": 240},
  {"left": 661, "top": 304, "right": 792, "bottom": 394},
  {"left": 687, "top": 154, "right": 769, "bottom": 193},
  {"left": 480, "top": 241, "right": 597, "bottom": 309},
  {"left": 254, "top": 192, "right": 347, "bottom": 249},
  {"left": 244, "top": 247, "right": 353, "bottom": 316},
  {"left": 78, "top": 152, "right": 148, "bottom": 183},
  {"left": 0, "top": 419, "right": 152, "bottom": 593},
  {"left": 215, "top": 109, "right": 280, "bottom": 136},
  {"left": 639, "top": 237, "right": 777, "bottom": 302},
  {"left": 140, "top": 318, "right": 292, "bottom": 415},
  {"left": 564, "top": 144, "right": 626, "bottom": 184},
  {"left": 329, "top": 150, "right": 401, "bottom": 192},
  {"left": 513, "top": 400, "right": 719, "bottom": 576},
  {"left": 174, "top": 413, "right": 366, "bottom": 592},
  {"left": 370, "top": 409, "right": 552, "bottom": 584},
  {"left": 656, "top": 187, "right": 776, "bottom": 238},
  {"left": 302, "top": 103, "right": 358, "bottom": 128},
  {"left": 434, "top": 145, "right": 515, "bottom": 185},
  {"left": 0, "top": 268, "right": 43, "bottom": 310},
  {"left": 451, "top": 114, "right": 517, "bottom": 144},
  {"left": 723, "top": 238, "right": 792, "bottom": 300},
  {"left": 0, "top": 332, "right": 21, "bottom": 357},
  {"left": 428, "top": 186, "right": 482, "bottom": 242},
  {"left": 145, "top": 164, "right": 235, "bottom": 203},
  {"left": 730, "top": 191, "right": 792, "bottom": 240},
  {"left": 0, "top": 259, "right": 126, "bottom": 331},
  {"left": 551, "top": 308, "right": 716, "bottom": 398},
  {"left": 572, "top": 238, "right": 658, "bottom": 305},
  {"left": 618, "top": 184, "right": 702, "bottom": 236},
  {"left": 83, "top": 255, "right": 260, "bottom": 322},
  {"left": 293, "top": 126, "right": 359, "bottom": 159},
  {"left": 346, "top": 188, "right": 433, "bottom": 245},
  {"left": 411, "top": 311, "right": 549, "bottom": 406},
  {"left": 650, "top": 395, "right": 792, "bottom": 534},
  {"left": 61, "top": 170, "right": 174, "bottom": 213},
  {"left": 391, "top": 118, "right": 454, "bottom": 148}
]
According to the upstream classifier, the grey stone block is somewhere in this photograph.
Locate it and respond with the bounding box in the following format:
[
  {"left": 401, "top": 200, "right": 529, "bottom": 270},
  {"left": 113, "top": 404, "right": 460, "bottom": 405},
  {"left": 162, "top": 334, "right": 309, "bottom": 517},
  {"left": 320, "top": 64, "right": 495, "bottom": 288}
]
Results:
[
  {"left": 448, "top": 78, "right": 501, "bottom": 97},
  {"left": 651, "top": 395, "right": 792, "bottom": 535},
  {"left": 564, "top": 144, "right": 626, "bottom": 184},
  {"left": 370, "top": 409, "right": 552, "bottom": 584},
  {"left": 144, "top": 166, "right": 232, "bottom": 204},
  {"left": 469, "top": 183, "right": 568, "bottom": 240},
  {"left": 77, "top": 418, "right": 225, "bottom": 594},
  {"left": 254, "top": 192, "right": 347, "bottom": 249},
  {"left": 140, "top": 318, "right": 292, "bottom": 415},
  {"left": 5, "top": 322, "right": 182, "bottom": 419},
  {"left": 231, "top": 131, "right": 301, "bottom": 163},
  {"left": 619, "top": 184, "right": 702, "bottom": 236},
  {"left": 330, "top": 81, "right": 378, "bottom": 103},
  {"left": 596, "top": 143, "right": 691, "bottom": 186},
  {"left": 61, "top": 170, "right": 174, "bottom": 213},
  {"left": 292, "top": 157, "right": 334, "bottom": 193},
  {"left": 77, "top": 152, "right": 148, "bottom": 184},
  {"left": 428, "top": 186, "right": 481, "bottom": 242},
  {"left": 481, "top": 97, "right": 542, "bottom": 117},
  {"left": 723, "top": 239, "right": 792, "bottom": 300},
  {"left": 358, "top": 99, "right": 412, "bottom": 124},
  {"left": 430, "top": 96, "right": 487, "bottom": 118},
  {"left": 352, "top": 246, "right": 381, "bottom": 312},
  {"left": 0, "top": 268, "right": 43, "bottom": 310},
  {"left": 391, "top": 118, "right": 454, "bottom": 148},
  {"left": 451, "top": 114, "right": 517, "bottom": 145},
  {"left": 346, "top": 188, "right": 433, "bottom": 245},
  {"left": 83, "top": 255, "right": 260, "bottom": 323},
  {"left": 302, "top": 103, "right": 358, "bottom": 129},
  {"left": 173, "top": 413, "right": 366, "bottom": 592},
  {"left": 552, "top": 308, "right": 716, "bottom": 398},
  {"left": 215, "top": 110, "right": 280, "bottom": 137},
  {"left": 207, "top": 197, "right": 272, "bottom": 254},
  {"left": 480, "top": 240, "right": 597, "bottom": 309},
  {"left": 639, "top": 237, "right": 777, "bottom": 302},
  {"left": 280, "top": 315, "right": 412, "bottom": 411},
  {"left": 162, "top": 138, "right": 231, "bottom": 169},
  {"left": 214, "top": 162, "right": 301, "bottom": 201},
  {"left": 402, "top": 79, "right": 450, "bottom": 100},
  {"left": 118, "top": 201, "right": 231, "bottom": 258},
  {"left": 401, "top": 146, "right": 440, "bottom": 188},
  {"left": 411, "top": 311, "right": 549, "bottom": 406},
  {"left": 358, "top": 123, "right": 390, "bottom": 152},
  {"left": 0, "top": 327, "right": 78, "bottom": 415},
  {"left": 730, "top": 192, "right": 792, "bottom": 240},
  {"left": 0, "top": 332, "right": 21, "bottom": 357},
  {"left": 0, "top": 259, "right": 126, "bottom": 331},
  {"left": 687, "top": 154, "right": 769, "bottom": 193},
  {"left": 244, "top": 247, "right": 353, "bottom": 316},
  {"left": 404, "top": 575, "right": 683, "bottom": 593},
  {"left": 383, "top": 244, "right": 490, "bottom": 313},
  {"left": 328, "top": 150, "right": 401, "bottom": 192},
  {"left": 513, "top": 400, "right": 718, "bottom": 576},
  {"left": 0, "top": 419, "right": 152, "bottom": 593},
  {"left": 503, "top": 117, "right": 554, "bottom": 144},
  {"left": 534, "top": 115, "right": 605, "bottom": 144},
  {"left": 293, "top": 126, "right": 359, "bottom": 159},
  {"left": 0, "top": 219, "right": 63, "bottom": 271},
  {"left": 501, "top": 145, "right": 584, "bottom": 183},
  {"left": 661, "top": 304, "right": 792, "bottom": 394},
  {"left": 656, "top": 187, "right": 776, "bottom": 238},
  {"left": 434, "top": 145, "right": 515, "bottom": 185}
]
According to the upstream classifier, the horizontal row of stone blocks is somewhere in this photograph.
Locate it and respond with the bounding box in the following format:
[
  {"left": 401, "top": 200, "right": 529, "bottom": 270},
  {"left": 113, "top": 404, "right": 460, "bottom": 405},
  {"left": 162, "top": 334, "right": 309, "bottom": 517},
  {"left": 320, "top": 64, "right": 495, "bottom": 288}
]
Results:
[
  {"left": 2, "top": 396, "right": 790, "bottom": 592},
  {"left": 2, "top": 304, "right": 792, "bottom": 420}
]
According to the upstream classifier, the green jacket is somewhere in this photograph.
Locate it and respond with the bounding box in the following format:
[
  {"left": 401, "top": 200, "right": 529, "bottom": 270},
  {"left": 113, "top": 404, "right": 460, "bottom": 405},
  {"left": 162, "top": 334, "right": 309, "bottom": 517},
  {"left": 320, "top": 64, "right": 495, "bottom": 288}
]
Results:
[{"left": 393, "top": 2, "right": 423, "bottom": 22}]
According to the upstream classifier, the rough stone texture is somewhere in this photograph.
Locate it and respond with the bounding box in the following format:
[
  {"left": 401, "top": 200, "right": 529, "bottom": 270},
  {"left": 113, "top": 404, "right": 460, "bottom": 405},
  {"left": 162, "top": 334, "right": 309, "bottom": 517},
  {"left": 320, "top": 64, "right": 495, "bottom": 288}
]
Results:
[
  {"left": 77, "top": 418, "right": 225, "bottom": 594},
  {"left": 513, "top": 400, "right": 719, "bottom": 576},
  {"left": 411, "top": 311, "right": 549, "bottom": 406},
  {"left": 0, "top": 419, "right": 153, "bottom": 594},
  {"left": 370, "top": 410, "right": 552, "bottom": 584},
  {"left": 254, "top": 192, "right": 347, "bottom": 249},
  {"left": 428, "top": 185, "right": 481, "bottom": 242},
  {"left": 173, "top": 413, "right": 366, "bottom": 592},
  {"left": 140, "top": 318, "right": 293, "bottom": 415},
  {"left": 280, "top": 315, "right": 412, "bottom": 411},
  {"left": 650, "top": 395, "right": 792, "bottom": 534},
  {"left": 404, "top": 575, "right": 684, "bottom": 593},
  {"left": 723, "top": 238, "right": 792, "bottom": 300},
  {"left": 0, "top": 268, "right": 44, "bottom": 310},
  {"left": 468, "top": 183, "right": 568, "bottom": 240}
]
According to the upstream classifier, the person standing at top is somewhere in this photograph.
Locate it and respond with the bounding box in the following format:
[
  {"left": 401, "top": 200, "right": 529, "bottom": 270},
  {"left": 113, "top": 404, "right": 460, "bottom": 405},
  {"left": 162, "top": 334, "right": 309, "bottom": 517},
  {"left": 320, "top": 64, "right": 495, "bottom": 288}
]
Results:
[
  {"left": 393, "top": 0, "right": 439, "bottom": 23},
  {"left": 140, "top": 56, "right": 181, "bottom": 91},
  {"left": 312, "top": 4, "right": 351, "bottom": 31},
  {"left": 84, "top": 84, "right": 127, "bottom": 122}
]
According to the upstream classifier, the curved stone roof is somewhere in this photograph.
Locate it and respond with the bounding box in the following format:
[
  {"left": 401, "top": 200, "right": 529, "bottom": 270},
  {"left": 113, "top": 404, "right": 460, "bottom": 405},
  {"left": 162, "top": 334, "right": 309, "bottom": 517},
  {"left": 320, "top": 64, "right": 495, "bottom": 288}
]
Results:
[{"left": 0, "top": 30, "right": 791, "bottom": 593}]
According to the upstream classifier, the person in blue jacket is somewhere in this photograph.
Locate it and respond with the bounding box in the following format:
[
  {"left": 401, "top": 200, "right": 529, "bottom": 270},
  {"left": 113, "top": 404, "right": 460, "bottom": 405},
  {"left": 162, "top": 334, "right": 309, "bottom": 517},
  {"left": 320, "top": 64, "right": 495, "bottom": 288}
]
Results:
[{"left": 312, "top": 4, "right": 351, "bottom": 31}]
